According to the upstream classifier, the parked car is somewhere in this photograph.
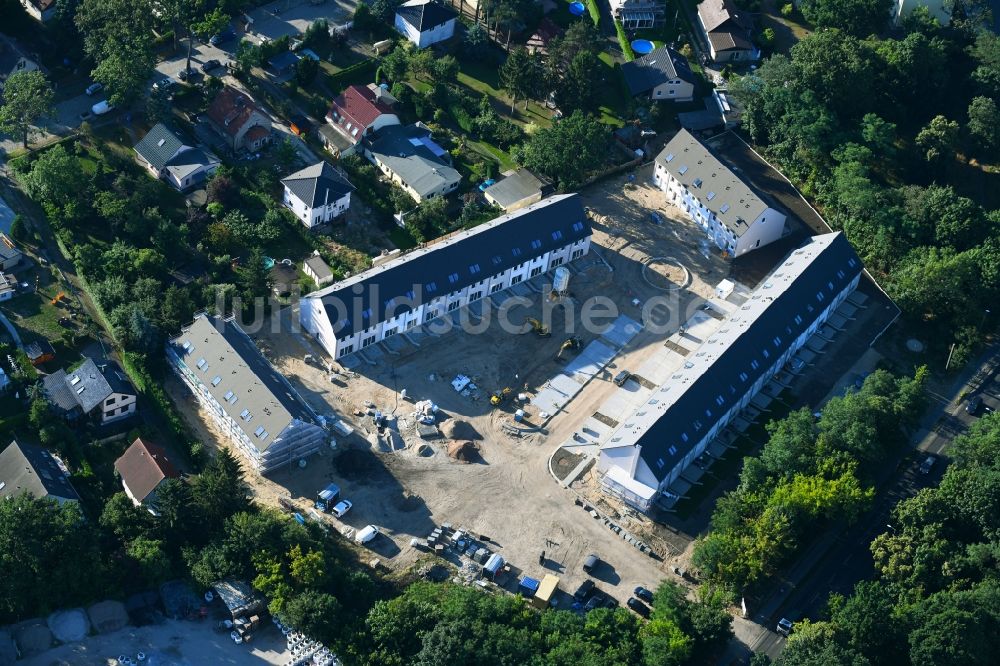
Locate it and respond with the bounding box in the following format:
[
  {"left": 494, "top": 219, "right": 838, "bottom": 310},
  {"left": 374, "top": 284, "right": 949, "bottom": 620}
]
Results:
[
  {"left": 966, "top": 394, "right": 983, "bottom": 415},
  {"left": 583, "top": 593, "right": 605, "bottom": 612},
  {"left": 626, "top": 597, "right": 651, "bottom": 617},
  {"left": 91, "top": 100, "right": 114, "bottom": 115},
  {"left": 634, "top": 586, "right": 654, "bottom": 604},
  {"left": 777, "top": 618, "right": 793, "bottom": 636},
  {"left": 209, "top": 27, "right": 236, "bottom": 45},
  {"left": 919, "top": 454, "right": 937, "bottom": 475},
  {"left": 332, "top": 499, "right": 352, "bottom": 518},
  {"left": 582, "top": 553, "right": 600, "bottom": 573},
  {"left": 573, "top": 579, "right": 595, "bottom": 602},
  {"left": 613, "top": 370, "right": 631, "bottom": 387},
  {"left": 152, "top": 77, "right": 175, "bottom": 92},
  {"left": 355, "top": 524, "right": 379, "bottom": 544},
  {"left": 85, "top": 82, "right": 103, "bottom": 96},
  {"left": 201, "top": 59, "right": 221, "bottom": 73}
]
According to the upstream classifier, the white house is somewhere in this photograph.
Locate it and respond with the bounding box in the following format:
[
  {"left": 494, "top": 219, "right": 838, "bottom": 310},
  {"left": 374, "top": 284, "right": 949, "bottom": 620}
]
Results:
[
  {"left": 42, "top": 358, "right": 137, "bottom": 425},
  {"left": 134, "top": 123, "right": 220, "bottom": 191},
  {"left": 365, "top": 124, "right": 461, "bottom": 202},
  {"left": 300, "top": 194, "right": 592, "bottom": 360},
  {"left": 394, "top": 0, "right": 457, "bottom": 49},
  {"left": 654, "top": 129, "right": 786, "bottom": 257},
  {"left": 167, "top": 314, "right": 327, "bottom": 474},
  {"left": 598, "top": 233, "right": 864, "bottom": 512},
  {"left": 620, "top": 46, "right": 696, "bottom": 103},
  {"left": 281, "top": 162, "right": 355, "bottom": 228}
]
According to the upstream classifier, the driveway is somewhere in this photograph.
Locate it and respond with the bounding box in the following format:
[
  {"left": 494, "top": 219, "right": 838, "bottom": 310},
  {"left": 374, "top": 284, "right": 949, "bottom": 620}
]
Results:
[
  {"left": 155, "top": 40, "right": 235, "bottom": 81},
  {"left": 245, "top": 0, "right": 355, "bottom": 41}
]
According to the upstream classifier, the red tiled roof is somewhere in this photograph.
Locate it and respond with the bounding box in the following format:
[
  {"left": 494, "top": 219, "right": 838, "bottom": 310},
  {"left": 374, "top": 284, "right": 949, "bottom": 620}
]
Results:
[
  {"left": 325, "top": 85, "right": 392, "bottom": 137},
  {"left": 207, "top": 87, "right": 263, "bottom": 138},
  {"left": 113, "top": 438, "right": 180, "bottom": 503}
]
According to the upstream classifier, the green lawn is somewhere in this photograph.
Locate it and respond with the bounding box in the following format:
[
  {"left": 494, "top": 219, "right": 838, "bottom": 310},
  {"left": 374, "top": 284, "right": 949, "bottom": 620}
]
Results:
[{"left": 457, "top": 60, "right": 555, "bottom": 130}]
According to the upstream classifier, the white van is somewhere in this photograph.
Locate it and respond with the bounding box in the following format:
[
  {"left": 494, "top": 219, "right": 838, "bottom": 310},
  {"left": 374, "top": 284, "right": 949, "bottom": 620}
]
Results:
[
  {"left": 355, "top": 525, "right": 380, "bottom": 544},
  {"left": 91, "top": 100, "right": 114, "bottom": 115}
]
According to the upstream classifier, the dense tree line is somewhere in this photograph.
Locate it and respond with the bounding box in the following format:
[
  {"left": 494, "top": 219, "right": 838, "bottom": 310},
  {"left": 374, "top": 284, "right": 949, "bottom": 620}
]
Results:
[
  {"left": 730, "top": 15, "right": 1000, "bottom": 364},
  {"left": 693, "top": 369, "right": 927, "bottom": 593},
  {"left": 774, "top": 411, "right": 1000, "bottom": 666},
  {"left": 359, "top": 578, "right": 732, "bottom": 666}
]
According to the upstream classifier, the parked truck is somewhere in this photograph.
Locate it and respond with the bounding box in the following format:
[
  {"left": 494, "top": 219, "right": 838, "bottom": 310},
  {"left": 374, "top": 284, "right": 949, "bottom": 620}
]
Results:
[{"left": 315, "top": 483, "right": 341, "bottom": 512}]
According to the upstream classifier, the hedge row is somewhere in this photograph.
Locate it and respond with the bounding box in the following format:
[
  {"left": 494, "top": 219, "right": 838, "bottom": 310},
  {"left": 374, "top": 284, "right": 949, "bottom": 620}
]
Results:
[{"left": 615, "top": 20, "right": 635, "bottom": 62}]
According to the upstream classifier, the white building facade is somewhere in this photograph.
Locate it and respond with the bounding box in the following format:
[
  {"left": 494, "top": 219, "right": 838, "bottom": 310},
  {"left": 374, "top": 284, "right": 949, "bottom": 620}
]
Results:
[
  {"left": 167, "top": 314, "right": 327, "bottom": 474},
  {"left": 301, "top": 195, "right": 592, "bottom": 360},
  {"left": 654, "top": 130, "right": 785, "bottom": 257},
  {"left": 394, "top": 0, "right": 457, "bottom": 49},
  {"left": 598, "top": 233, "right": 864, "bottom": 511}
]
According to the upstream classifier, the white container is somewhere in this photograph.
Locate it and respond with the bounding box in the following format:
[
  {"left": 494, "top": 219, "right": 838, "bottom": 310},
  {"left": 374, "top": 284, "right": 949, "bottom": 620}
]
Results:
[{"left": 553, "top": 266, "right": 571, "bottom": 293}]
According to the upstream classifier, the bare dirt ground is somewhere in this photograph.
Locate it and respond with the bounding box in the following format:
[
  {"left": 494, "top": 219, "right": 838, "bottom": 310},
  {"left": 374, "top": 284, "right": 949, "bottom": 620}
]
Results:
[{"left": 169, "top": 166, "right": 739, "bottom": 603}]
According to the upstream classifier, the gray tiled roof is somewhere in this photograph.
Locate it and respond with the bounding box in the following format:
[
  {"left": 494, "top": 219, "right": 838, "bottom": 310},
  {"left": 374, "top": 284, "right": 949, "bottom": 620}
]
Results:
[
  {"left": 168, "top": 315, "right": 315, "bottom": 452},
  {"left": 621, "top": 47, "right": 695, "bottom": 97},
  {"left": 42, "top": 358, "right": 133, "bottom": 415},
  {"left": 134, "top": 123, "right": 186, "bottom": 172},
  {"left": 396, "top": 0, "right": 457, "bottom": 31},
  {"left": 281, "top": 162, "right": 355, "bottom": 208},
  {"left": 656, "top": 129, "right": 771, "bottom": 237},
  {"left": 368, "top": 124, "right": 460, "bottom": 199},
  {"left": 165, "top": 147, "right": 218, "bottom": 182},
  {"left": 0, "top": 440, "right": 79, "bottom": 503},
  {"left": 304, "top": 254, "right": 334, "bottom": 282}
]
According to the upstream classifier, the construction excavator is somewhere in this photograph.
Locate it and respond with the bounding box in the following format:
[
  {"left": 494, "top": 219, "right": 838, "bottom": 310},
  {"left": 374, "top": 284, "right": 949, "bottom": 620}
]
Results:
[
  {"left": 526, "top": 317, "right": 551, "bottom": 337},
  {"left": 555, "top": 337, "right": 583, "bottom": 362},
  {"left": 490, "top": 387, "right": 513, "bottom": 407}
]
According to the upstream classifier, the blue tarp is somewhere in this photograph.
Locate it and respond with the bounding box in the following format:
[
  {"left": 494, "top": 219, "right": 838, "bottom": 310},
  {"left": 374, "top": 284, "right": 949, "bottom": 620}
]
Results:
[{"left": 518, "top": 577, "right": 540, "bottom": 595}]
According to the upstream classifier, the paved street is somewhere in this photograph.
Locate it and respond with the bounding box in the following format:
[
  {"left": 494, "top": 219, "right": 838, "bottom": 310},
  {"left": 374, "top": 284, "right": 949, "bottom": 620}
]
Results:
[
  {"left": 245, "top": 0, "right": 354, "bottom": 41},
  {"left": 724, "top": 343, "right": 1000, "bottom": 663}
]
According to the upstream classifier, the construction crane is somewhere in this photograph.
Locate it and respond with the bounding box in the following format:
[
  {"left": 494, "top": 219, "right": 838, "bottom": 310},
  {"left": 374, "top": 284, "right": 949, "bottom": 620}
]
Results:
[
  {"left": 490, "top": 387, "right": 512, "bottom": 407},
  {"left": 525, "top": 318, "right": 551, "bottom": 337},
  {"left": 555, "top": 337, "right": 582, "bottom": 361}
]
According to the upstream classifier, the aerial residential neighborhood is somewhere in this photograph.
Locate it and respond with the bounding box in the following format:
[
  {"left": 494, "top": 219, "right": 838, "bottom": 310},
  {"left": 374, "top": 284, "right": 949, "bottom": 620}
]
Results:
[{"left": 0, "top": 0, "right": 998, "bottom": 665}]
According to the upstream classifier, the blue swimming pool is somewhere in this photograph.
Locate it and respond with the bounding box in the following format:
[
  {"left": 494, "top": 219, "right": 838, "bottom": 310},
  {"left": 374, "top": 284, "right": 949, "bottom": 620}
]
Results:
[{"left": 631, "top": 39, "right": 655, "bottom": 55}]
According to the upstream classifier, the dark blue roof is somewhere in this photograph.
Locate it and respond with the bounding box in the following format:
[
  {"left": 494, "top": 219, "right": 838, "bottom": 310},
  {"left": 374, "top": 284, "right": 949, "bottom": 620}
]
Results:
[
  {"left": 638, "top": 233, "right": 863, "bottom": 479},
  {"left": 319, "top": 194, "right": 590, "bottom": 336}
]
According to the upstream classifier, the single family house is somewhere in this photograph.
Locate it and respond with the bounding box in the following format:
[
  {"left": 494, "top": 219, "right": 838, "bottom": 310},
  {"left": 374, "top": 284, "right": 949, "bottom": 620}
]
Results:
[
  {"left": 42, "top": 357, "right": 137, "bottom": 425},
  {"left": 114, "top": 437, "right": 180, "bottom": 514},
  {"left": 0, "top": 440, "right": 79, "bottom": 504},
  {"left": 696, "top": 0, "right": 757, "bottom": 63},
  {"left": 365, "top": 123, "right": 460, "bottom": 203},
  {"left": 207, "top": 87, "right": 272, "bottom": 152},
  {"left": 134, "top": 123, "right": 220, "bottom": 191},
  {"left": 323, "top": 84, "right": 400, "bottom": 157},
  {"left": 394, "top": 0, "right": 457, "bottom": 49},
  {"left": 621, "top": 46, "right": 695, "bottom": 102},
  {"left": 281, "top": 161, "right": 355, "bottom": 228}
]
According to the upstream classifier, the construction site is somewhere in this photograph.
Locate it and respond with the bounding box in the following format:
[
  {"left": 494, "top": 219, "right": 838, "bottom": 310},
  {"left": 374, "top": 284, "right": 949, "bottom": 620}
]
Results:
[{"left": 166, "top": 163, "right": 886, "bottom": 605}]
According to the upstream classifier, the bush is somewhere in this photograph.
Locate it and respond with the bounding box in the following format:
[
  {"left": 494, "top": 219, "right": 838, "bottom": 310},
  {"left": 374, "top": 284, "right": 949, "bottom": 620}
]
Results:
[
  {"left": 614, "top": 20, "right": 634, "bottom": 62},
  {"left": 780, "top": 3, "right": 795, "bottom": 17}
]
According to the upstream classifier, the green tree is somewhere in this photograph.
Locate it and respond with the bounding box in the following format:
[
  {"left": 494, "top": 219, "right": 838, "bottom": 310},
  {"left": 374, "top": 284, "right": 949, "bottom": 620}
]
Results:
[
  {"left": 500, "top": 47, "right": 541, "bottom": 112},
  {"left": 187, "top": 8, "right": 230, "bottom": 80},
  {"left": 0, "top": 70, "right": 55, "bottom": 148},
  {"left": 234, "top": 39, "right": 263, "bottom": 76},
  {"left": 639, "top": 617, "right": 692, "bottom": 666},
  {"left": 236, "top": 247, "right": 274, "bottom": 308},
  {"left": 100, "top": 492, "right": 156, "bottom": 544},
  {"left": 76, "top": 0, "right": 156, "bottom": 106},
  {"left": 915, "top": 115, "right": 960, "bottom": 163},
  {"left": 21, "top": 144, "right": 88, "bottom": 207},
  {"left": 797, "top": 0, "right": 893, "bottom": 36},
  {"left": 295, "top": 56, "right": 319, "bottom": 86},
  {"left": 859, "top": 113, "right": 896, "bottom": 156},
  {"left": 282, "top": 590, "right": 341, "bottom": 644},
  {"left": 190, "top": 448, "right": 249, "bottom": 535},
  {"left": 967, "top": 96, "right": 1000, "bottom": 152},
  {"left": 515, "top": 110, "right": 609, "bottom": 189},
  {"left": 127, "top": 537, "right": 173, "bottom": 584}
]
